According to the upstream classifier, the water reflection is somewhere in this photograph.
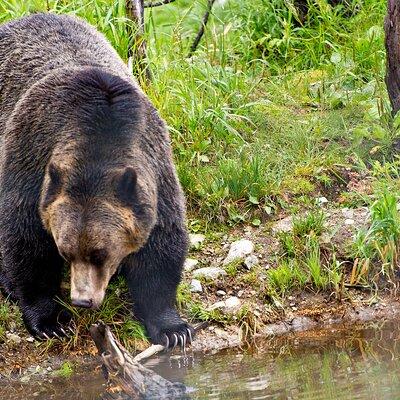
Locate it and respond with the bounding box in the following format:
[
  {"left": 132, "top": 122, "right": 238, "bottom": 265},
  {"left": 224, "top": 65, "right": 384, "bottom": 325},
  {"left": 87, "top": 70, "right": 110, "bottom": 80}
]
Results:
[
  {"left": 1, "top": 321, "right": 400, "bottom": 399},
  {"left": 149, "top": 320, "right": 400, "bottom": 399}
]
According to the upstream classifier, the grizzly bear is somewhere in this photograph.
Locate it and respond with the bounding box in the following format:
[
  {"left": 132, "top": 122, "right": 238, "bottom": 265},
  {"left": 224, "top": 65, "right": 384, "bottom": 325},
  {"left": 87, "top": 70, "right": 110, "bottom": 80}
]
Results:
[{"left": 0, "top": 13, "right": 193, "bottom": 347}]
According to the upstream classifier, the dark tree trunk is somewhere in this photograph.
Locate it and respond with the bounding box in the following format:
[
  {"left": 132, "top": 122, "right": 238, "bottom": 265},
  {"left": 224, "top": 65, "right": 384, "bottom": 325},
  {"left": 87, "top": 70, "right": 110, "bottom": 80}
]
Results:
[
  {"left": 126, "top": 0, "right": 151, "bottom": 82},
  {"left": 385, "top": 0, "right": 400, "bottom": 116}
]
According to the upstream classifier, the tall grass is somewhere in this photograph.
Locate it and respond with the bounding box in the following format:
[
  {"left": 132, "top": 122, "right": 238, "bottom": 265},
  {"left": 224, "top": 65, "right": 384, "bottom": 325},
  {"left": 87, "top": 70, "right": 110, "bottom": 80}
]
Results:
[{"left": 0, "top": 0, "right": 395, "bottom": 227}]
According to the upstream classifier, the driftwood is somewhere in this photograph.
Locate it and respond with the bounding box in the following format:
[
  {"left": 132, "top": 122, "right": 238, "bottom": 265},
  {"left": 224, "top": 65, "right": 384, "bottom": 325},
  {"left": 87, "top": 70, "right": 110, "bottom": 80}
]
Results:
[
  {"left": 385, "top": 0, "right": 400, "bottom": 116},
  {"left": 90, "top": 322, "right": 190, "bottom": 399}
]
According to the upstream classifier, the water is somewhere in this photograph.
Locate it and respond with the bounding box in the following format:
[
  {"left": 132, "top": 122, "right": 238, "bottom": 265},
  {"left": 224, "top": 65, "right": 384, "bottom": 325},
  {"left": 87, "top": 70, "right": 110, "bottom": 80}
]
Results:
[{"left": 1, "top": 320, "right": 400, "bottom": 399}]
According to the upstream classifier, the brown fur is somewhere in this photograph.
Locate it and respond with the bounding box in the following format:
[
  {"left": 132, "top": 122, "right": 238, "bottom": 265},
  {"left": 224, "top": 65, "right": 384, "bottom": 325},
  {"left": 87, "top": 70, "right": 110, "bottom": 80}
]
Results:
[{"left": 0, "top": 13, "right": 192, "bottom": 345}]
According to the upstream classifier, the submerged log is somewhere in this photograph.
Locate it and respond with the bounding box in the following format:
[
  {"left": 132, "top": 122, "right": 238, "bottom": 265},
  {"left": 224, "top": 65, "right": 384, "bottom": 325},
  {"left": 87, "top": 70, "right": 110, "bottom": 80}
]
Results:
[
  {"left": 90, "top": 322, "right": 189, "bottom": 400},
  {"left": 385, "top": 0, "right": 400, "bottom": 116}
]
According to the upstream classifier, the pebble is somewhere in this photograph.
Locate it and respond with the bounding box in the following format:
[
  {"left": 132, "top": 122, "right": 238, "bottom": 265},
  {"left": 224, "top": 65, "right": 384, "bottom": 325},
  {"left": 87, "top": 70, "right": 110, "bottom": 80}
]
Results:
[
  {"left": 189, "top": 233, "right": 205, "bottom": 248},
  {"left": 244, "top": 254, "right": 259, "bottom": 270},
  {"left": 190, "top": 279, "right": 203, "bottom": 293},
  {"left": 216, "top": 290, "right": 226, "bottom": 297},
  {"left": 184, "top": 258, "right": 199, "bottom": 272},
  {"left": 344, "top": 218, "right": 354, "bottom": 225},
  {"left": 6, "top": 333, "right": 21, "bottom": 344},
  {"left": 223, "top": 239, "right": 254, "bottom": 265},
  {"left": 342, "top": 208, "right": 354, "bottom": 219},
  {"left": 192, "top": 267, "right": 227, "bottom": 280},
  {"left": 317, "top": 197, "right": 328, "bottom": 205},
  {"left": 272, "top": 216, "right": 293, "bottom": 234},
  {"left": 208, "top": 296, "right": 242, "bottom": 314}
]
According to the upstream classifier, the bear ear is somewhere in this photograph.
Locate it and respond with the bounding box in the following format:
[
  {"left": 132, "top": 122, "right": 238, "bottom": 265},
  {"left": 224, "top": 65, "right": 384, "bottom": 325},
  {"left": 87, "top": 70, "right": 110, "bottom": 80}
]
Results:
[{"left": 116, "top": 167, "right": 137, "bottom": 203}]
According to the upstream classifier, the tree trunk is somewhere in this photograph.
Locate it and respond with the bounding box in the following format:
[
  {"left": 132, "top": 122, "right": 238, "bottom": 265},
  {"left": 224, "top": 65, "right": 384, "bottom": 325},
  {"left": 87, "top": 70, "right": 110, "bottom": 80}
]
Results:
[
  {"left": 126, "top": 0, "right": 151, "bottom": 81},
  {"left": 385, "top": 0, "right": 400, "bottom": 116}
]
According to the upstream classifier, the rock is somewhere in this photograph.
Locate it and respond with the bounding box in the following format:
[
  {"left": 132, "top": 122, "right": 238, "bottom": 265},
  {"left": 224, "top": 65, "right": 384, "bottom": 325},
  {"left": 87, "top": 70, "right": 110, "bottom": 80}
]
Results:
[
  {"left": 216, "top": 290, "right": 226, "bottom": 297},
  {"left": 344, "top": 218, "right": 354, "bottom": 225},
  {"left": 223, "top": 239, "right": 254, "bottom": 265},
  {"left": 272, "top": 216, "right": 293, "bottom": 234},
  {"left": 26, "top": 336, "right": 35, "bottom": 343},
  {"left": 184, "top": 258, "right": 199, "bottom": 272},
  {"left": 189, "top": 234, "right": 205, "bottom": 248},
  {"left": 190, "top": 279, "right": 203, "bottom": 293},
  {"left": 6, "top": 332, "right": 21, "bottom": 344},
  {"left": 193, "top": 267, "right": 227, "bottom": 280},
  {"left": 208, "top": 296, "right": 242, "bottom": 314},
  {"left": 341, "top": 208, "right": 354, "bottom": 219},
  {"left": 244, "top": 254, "right": 259, "bottom": 270},
  {"left": 317, "top": 197, "right": 328, "bottom": 205}
]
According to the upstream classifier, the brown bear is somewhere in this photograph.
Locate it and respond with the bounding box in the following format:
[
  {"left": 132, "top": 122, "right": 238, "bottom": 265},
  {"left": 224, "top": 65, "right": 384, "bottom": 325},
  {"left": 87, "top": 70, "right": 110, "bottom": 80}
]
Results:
[{"left": 0, "top": 13, "right": 193, "bottom": 347}]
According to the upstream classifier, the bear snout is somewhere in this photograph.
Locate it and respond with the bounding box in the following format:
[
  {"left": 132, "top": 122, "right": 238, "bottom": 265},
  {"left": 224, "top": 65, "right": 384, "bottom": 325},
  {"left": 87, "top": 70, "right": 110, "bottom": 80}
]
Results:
[{"left": 71, "top": 298, "right": 94, "bottom": 309}]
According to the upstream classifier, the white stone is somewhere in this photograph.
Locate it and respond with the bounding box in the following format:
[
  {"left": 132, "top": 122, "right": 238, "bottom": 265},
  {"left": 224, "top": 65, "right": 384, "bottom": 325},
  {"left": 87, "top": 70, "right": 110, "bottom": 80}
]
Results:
[
  {"left": 216, "top": 290, "right": 226, "bottom": 297},
  {"left": 317, "top": 196, "right": 328, "bottom": 205},
  {"left": 184, "top": 258, "right": 199, "bottom": 272},
  {"left": 342, "top": 208, "right": 354, "bottom": 219},
  {"left": 190, "top": 279, "right": 203, "bottom": 293},
  {"left": 344, "top": 218, "right": 354, "bottom": 225},
  {"left": 244, "top": 254, "right": 259, "bottom": 270},
  {"left": 208, "top": 296, "right": 242, "bottom": 314},
  {"left": 272, "top": 216, "right": 293, "bottom": 234},
  {"left": 189, "top": 234, "right": 205, "bottom": 248},
  {"left": 192, "top": 267, "right": 227, "bottom": 280},
  {"left": 223, "top": 239, "right": 254, "bottom": 265},
  {"left": 6, "top": 332, "right": 21, "bottom": 344}
]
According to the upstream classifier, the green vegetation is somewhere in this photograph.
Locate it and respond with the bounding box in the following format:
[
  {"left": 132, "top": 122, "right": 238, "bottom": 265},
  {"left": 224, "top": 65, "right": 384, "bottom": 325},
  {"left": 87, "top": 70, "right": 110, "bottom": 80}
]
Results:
[{"left": 53, "top": 361, "right": 74, "bottom": 378}]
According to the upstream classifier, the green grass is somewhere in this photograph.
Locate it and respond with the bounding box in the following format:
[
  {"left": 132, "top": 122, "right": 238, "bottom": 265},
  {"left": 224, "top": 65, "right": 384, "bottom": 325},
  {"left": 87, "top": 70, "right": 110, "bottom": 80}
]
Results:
[
  {"left": 352, "top": 190, "right": 400, "bottom": 286},
  {"left": 0, "top": 0, "right": 394, "bottom": 226}
]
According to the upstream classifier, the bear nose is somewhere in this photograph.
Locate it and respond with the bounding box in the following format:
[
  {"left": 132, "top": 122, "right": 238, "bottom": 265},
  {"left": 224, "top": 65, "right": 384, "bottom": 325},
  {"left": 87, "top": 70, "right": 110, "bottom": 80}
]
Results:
[{"left": 71, "top": 298, "right": 93, "bottom": 309}]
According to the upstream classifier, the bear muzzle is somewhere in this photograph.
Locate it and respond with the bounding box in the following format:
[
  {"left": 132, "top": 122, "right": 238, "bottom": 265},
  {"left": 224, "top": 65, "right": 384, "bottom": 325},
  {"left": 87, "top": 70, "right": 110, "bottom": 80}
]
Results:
[{"left": 70, "top": 262, "right": 109, "bottom": 310}]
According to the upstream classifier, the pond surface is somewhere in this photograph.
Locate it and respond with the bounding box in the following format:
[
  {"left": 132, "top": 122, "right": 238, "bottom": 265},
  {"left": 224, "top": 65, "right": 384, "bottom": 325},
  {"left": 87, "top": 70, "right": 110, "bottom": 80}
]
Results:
[{"left": 1, "top": 320, "right": 400, "bottom": 399}]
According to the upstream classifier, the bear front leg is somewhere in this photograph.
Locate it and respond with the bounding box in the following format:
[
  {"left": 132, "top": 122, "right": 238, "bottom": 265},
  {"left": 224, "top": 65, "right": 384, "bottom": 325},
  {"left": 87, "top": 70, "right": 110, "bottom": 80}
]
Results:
[
  {"left": 0, "top": 232, "right": 69, "bottom": 339},
  {"left": 123, "top": 225, "right": 194, "bottom": 349}
]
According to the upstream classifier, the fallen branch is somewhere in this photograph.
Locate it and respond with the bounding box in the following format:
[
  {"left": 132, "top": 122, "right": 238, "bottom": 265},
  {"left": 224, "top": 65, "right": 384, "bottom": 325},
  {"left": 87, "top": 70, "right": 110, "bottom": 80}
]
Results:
[
  {"left": 90, "top": 322, "right": 188, "bottom": 399},
  {"left": 188, "top": 0, "right": 216, "bottom": 57},
  {"left": 144, "top": 0, "right": 176, "bottom": 8}
]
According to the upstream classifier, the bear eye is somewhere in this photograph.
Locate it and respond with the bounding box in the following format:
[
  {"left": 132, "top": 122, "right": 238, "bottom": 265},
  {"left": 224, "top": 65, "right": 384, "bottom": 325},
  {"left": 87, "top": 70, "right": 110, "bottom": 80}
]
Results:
[{"left": 89, "top": 248, "right": 108, "bottom": 267}]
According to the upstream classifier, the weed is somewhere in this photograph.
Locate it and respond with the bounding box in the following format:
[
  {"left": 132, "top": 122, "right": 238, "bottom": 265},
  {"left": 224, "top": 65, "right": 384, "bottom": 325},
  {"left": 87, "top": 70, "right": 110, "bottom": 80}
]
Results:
[
  {"left": 352, "top": 190, "right": 400, "bottom": 286},
  {"left": 53, "top": 361, "right": 74, "bottom": 378}
]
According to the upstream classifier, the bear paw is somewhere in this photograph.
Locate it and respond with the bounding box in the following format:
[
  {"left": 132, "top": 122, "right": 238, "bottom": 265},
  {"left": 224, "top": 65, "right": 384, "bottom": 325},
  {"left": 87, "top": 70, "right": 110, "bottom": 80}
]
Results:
[
  {"left": 144, "top": 311, "right": 194, "bottom": 351},
  {"left": 22, "top": 301, "right": 72, "bottom": 340}
]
